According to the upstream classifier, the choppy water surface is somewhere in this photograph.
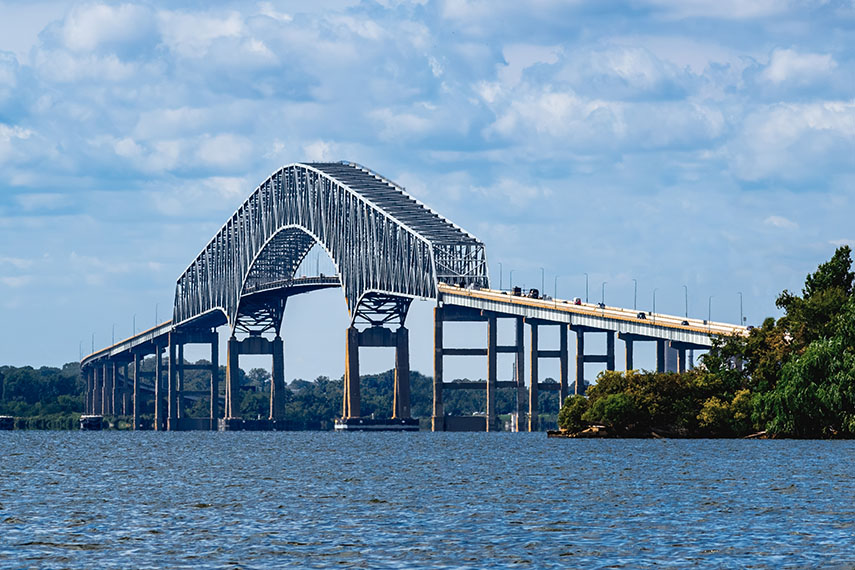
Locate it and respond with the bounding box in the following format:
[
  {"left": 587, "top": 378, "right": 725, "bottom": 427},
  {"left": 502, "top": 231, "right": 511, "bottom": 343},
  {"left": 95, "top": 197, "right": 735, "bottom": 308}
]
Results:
[{"left": 1, "top": 432, "right": 854, "bottom": 569}]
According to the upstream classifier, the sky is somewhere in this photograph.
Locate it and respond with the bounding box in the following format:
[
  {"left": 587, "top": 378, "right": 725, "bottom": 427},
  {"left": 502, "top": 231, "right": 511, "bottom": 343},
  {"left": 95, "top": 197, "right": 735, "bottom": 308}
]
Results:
[{"left": 1, "top": 0, "right": 854, "bottom": 383}]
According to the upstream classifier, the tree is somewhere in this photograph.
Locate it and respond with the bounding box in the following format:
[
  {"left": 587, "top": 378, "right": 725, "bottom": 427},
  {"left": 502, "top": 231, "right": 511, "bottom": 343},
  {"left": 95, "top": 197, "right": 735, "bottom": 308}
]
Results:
[{"left": 557, "top": 395, "right": 589, "bottom": 432}]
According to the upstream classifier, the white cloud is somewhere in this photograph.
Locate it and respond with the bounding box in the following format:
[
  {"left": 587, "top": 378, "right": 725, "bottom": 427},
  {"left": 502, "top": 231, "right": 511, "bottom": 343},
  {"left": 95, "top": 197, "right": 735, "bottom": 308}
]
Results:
[
  {"left": 497, "top": 44, "right": 561, "bottom": 87},
  {"left": 470, "top": 177, "right": 551, "bottom": 208},
  {"left": 303, "top": 140, "right": 334, "bottom": 161},
  {"left": 329, "top": 15, "right": 384, "bottom": 40},
  {"left": 369, "top": 108, "right": 434, "bottom": 140},
  {"left": 257, "top": 2, "right": 293, "bottom": 23},
  {"left": 158, "top": 10, "right": 244, "bottom": 58},
  {"left": 487, "top": 88, "right": 609, "bottom": 139},
  {"left": 645, "top": 0, "right": 792, "bottom": 20},
  {"left": 148, "top": 176, "right": 251, "bottom": 216},
  {"left": 16, "top": 193, "right": 72, "bottom": 212},
  {"left": 0, "top": 123, "right": 34, "bottom": 165},
  {"left": 34, "top": 50, "right": 139, "bottom": 82},
  {"left": 762, "top": 48, "right": 837, "bottom": 85},
  {"left": 764, "top": 215, "right": 798, "bottom": 230},
  {"left": 589, "top": 46, "right": 680, "bottom": 91},
  {"left": 60, "top": 3, "right": 156, "bottom": 52},
  {"left": 0, "top": 276, "right": 32, "bottom": 288},
  {"left": 196, "top": 134, "right": 253, "bottom": 169},
  {"left": 0, "top": 257, "right": 34, "bottom": 269},
  {"left": 730, "top": 101, "right": 855, "bottom": 182}
]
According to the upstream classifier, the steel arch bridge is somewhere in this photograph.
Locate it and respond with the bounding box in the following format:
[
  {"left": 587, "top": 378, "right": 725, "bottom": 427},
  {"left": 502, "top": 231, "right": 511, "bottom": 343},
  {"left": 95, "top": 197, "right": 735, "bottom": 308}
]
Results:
[
  {"left": 174, "top": 162, "right": 489, "bottom": 333},
  {"left": 80, "top": 160, "right": 748, "bottom": 433}
]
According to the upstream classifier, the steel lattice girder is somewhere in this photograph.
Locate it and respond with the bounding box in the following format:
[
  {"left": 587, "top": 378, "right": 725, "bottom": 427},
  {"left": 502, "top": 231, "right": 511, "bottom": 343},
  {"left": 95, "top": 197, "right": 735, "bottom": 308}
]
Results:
[{"left": 173, "top": 162, "right": 490, "bottom": 329}]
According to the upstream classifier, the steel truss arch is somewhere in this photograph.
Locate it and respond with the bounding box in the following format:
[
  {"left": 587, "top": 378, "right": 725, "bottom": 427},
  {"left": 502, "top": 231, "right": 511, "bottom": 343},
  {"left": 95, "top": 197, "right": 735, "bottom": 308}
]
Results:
[{"left": 173, "top": 162, "right": 489, "bottom": 330}]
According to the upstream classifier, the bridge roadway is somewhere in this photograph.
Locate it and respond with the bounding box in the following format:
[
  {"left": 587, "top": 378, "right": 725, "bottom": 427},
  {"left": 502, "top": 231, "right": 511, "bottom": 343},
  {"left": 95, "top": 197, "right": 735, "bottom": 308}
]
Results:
[
  {"left": 80, "top": 160, "right": 749, "bottom": 433},
  {"left": 430, "top": 283, "right": 747, "bottom": 432}
]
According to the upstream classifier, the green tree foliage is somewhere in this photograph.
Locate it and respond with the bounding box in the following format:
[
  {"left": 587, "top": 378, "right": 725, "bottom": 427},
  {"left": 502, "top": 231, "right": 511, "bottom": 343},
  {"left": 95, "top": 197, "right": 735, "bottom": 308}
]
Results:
[
  {"left": 0, "top": 363, "right": 83, "bottom": 417},
  {"left": 557, "top": 395, "right": 588, "bottom": 432},
  {"left": 560, "top": 246, "right": 855, "bottom": 438}
]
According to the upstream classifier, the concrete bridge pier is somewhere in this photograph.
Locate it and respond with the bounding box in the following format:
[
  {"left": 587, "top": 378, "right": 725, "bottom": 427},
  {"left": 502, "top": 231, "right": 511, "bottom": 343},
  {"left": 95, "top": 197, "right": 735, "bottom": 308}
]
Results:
[
  {"left": 209, "top": 336, "right": 219, "bottom": 429},
  {"left": 132, "top": 352, "right": 142, "bottom": 430},
  {"left": 393, "top": 327, "right": 410, "bottom": 419},
  {"left": 167, "top": 330, "right": 220, "bottom": 430},
  {"left": 514, "top": 317, "right": 526, "bottom": 432},
  {"left": 572, "top": 326, "right": 615, "bottom": 395},
  {"left": 270, "top": 335, "right": 285, "bottom": 421},
  {"left": 84, "top": 368, "right": 93, "bottom": 415},
  {"left": 343, "top": 326, "right": 360, "bottom": 419},
  {"left": 342, "top": 325, "right": 411, "bottom": 420},
  {"left": 432, "top": 307, "right": 444, "bottom": 431},
  {"left": 432, "top": 306, "right": 523, "bottom": 432},
  {"left": 154, "top": 343, "right": 166, "bottom": 430},
  {"left": 529, "top": 323, "right": 539, "bottom": 432},
  {"left": 486, "top": 315, "right": 497, "bottom": 431},
  {"left": 102, "top": 362, "right": 113, "bottom": 416},
  {"left": 120, "top": 362, "right": 130, "bottom": 416},
  {"left": 527, "top": 321, "right": 570, "bottom": 432},
  {"left": 167, "top": 335, "right": 178, "bottom": 430},
  {"left": 224, "top": 333, "right": 285, "bottom": 423}
]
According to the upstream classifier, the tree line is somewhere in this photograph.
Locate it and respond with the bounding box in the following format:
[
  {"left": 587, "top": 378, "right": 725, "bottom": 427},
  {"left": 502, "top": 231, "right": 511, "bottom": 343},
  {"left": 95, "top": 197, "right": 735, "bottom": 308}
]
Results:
[
  {"left": 0, "top": 359, "right": 563, "bottom": 429},
  {"left": 559, "top": 246, "right": 855, "bottom": 438}
]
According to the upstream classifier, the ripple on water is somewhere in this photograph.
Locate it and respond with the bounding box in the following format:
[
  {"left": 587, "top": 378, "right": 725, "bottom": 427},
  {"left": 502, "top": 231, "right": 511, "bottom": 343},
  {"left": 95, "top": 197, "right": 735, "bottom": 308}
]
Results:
[{"left": 1, "top": 433, "right": 854, "bottom": 568}]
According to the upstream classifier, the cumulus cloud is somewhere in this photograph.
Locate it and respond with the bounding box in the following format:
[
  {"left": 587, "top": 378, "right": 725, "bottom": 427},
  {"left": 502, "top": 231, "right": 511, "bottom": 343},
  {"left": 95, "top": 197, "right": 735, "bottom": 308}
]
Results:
[
  {"left": 60, "top": 3, "right": 157, "bottom": 53},
  {"left": 196, "top": 134, "right": 253, "bottom": 169},
  {"left": 762, "top": 48, "right": 837, "bottom": 85},
  {"left": 729, "top": 101, "right": 855, "bottom": 182},
  {"left": 497, "top": 44, "right": 562, "bottom": 87},
  {"left": 157, "top": 10, "right": 245, "bottom": 58}
]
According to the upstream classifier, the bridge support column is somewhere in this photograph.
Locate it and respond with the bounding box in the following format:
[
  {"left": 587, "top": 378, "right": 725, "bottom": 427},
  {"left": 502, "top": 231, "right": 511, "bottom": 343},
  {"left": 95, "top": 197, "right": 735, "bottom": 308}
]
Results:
[
  {"left": 575, "top": 329, "right": 585, "bottom": 395},
  {"left": 102, "top": 362, "right": 112, "bottom": 416},
  {"left": 210, "top": 335, "right": 219, "bottom": 430},
  {"left": 656, "top": 340, "right": 666, "bottom": 373},
  {"left": 486, "top": 315, "right": 497, "bottom": 432},
  {"left": 671, "top": 342, "right": 694, "bottom": 374},
  {"left": 606, "top": 332, "right": 615, "bottom": 371},
  {"left": 122, "top": 363, "right": 130, "bottom": 416},
  {"left": 624, "top": 338, "right": 634, "bottom": 371},
  {"left": 113, "top": 362, "right": 120, "bottom": 415},
  {"left": 84, "top": 369, "right": 92, "bottom": 415},
  {"left": 177, "top": 342, "right": 185, "bottom": 420},
  {"left": 167, "top": 334, "right": 178, "bottom": 431},
  {"left": 226, "top": 336, "right": 241, "bottom": 419},
  {"left": 528, "top": 322, "right": 539, "bottom": 432},
  {"left": 154, "top": 345, "right": 165, "bottom": 430},
  {"left": 559, "top": 325, "right": 569, "bottom": 403},
  {"left": 432, "top": 307, "right": 445, "bottom": 432},
  {"left": 270, "top": 336, "right": 286, "bottom": 421},
  {"left": 132, "top": 353, "right": 141, "bottom": 430},
  {"left": 515, "top": 317, "right": 526, "bottom": 432},
  {"left": 344, "top": 326, "right": 360, "bottom": 419},
  {"left": 393, "top": 327, "right": 410, "bottom": 419}
]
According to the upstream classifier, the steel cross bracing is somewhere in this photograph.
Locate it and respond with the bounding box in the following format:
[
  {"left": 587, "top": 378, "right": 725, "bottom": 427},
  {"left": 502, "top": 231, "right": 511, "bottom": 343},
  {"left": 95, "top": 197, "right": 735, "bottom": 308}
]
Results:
[{"left": 173, "top": 162, "right": 489, "bottom": 331}]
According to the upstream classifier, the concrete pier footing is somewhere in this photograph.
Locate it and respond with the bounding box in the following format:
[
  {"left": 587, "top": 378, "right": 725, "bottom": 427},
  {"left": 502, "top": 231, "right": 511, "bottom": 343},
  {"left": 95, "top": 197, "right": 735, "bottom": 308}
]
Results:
[{"left": 341, "top": 325, "right": 412, "bottom": 424}]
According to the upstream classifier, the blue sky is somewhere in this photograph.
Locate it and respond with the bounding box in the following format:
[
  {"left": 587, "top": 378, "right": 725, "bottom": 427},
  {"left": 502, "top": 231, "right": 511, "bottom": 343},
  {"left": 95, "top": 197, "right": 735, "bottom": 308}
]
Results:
[{"left": 1, "top": 0, "right": 853, "bottom": 381}]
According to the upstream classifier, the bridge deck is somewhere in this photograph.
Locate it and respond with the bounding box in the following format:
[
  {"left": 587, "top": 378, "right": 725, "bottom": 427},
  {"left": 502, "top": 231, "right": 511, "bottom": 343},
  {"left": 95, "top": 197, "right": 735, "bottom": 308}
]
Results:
[{"left": 438, "top": 284, "right": 747, "bottom": 348}]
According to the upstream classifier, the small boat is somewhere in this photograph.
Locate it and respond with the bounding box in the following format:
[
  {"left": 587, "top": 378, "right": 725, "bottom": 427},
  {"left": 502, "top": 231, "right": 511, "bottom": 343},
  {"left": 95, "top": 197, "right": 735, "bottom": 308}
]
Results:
[
  {"left": 334, "top": 417, "right": 419, "bottom": 432},
  {"left": 79, "top": 415, "right": 104, "bottom": 430}
]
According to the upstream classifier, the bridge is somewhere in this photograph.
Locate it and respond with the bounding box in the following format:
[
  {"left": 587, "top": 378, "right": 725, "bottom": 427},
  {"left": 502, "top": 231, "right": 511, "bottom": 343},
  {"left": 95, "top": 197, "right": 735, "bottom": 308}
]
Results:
[{"left": 81, "top": 161, "right": 747, "bottom": 432}]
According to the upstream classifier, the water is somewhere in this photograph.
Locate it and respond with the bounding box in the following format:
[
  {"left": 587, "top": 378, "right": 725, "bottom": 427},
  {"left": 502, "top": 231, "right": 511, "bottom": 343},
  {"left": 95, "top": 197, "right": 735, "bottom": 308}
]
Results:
[{"left": 1, "top": 432, "right": 853, "bottom": 569}]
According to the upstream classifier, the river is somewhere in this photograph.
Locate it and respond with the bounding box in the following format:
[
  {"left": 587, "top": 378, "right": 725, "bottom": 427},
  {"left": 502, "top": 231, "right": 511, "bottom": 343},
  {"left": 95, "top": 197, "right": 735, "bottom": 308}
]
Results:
[{"left": 1, "top": 432, "right": 853, "bottom": 568}]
